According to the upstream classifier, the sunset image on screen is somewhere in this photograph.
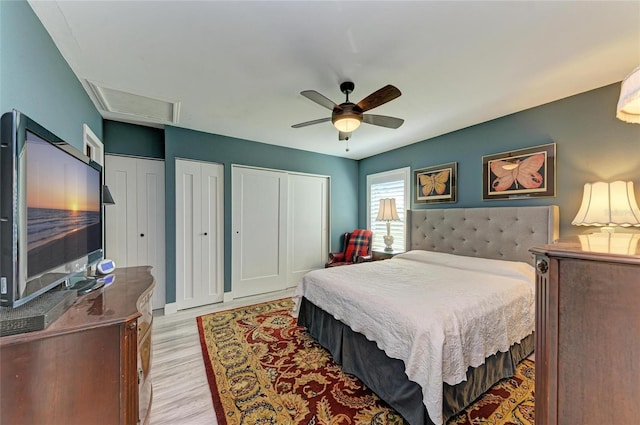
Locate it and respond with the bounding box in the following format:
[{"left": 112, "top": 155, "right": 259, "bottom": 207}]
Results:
[
  {"left": 25, "top": 131, "right": 101, "bottom": 268},
  {"left": 26, "top": 137, "right": 100, "bottom": 213}
]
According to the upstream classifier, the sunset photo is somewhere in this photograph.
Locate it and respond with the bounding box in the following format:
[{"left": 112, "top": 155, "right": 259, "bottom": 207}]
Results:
[{"left": 26, "top": 131, "right": 101, "bottom": 276}]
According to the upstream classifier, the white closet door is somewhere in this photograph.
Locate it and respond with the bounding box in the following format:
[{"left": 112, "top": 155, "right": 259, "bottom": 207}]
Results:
[
  {"left": 232, "top": 166, "right": 288, "bottom": 298},
  {"left": 200, "top": 165, "right": 224, "bottom": 304},
  {"left": 287, "top": 174, "right": 329, "bottom": 287},
  {"left": 136, "top": 160, "right": 165, "bottom": 309},
  {"left": 105, "top": 156, "right": 138, "bottom": 267},
  {"left": 105, "top": 155, "right": 166, "bottom": 310},
  {"left": 175, "top": 159, "right": 224, "bottom": 310}
]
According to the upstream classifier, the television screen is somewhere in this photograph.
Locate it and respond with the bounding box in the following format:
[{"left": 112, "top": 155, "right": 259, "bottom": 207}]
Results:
[
  {"left": 0, "top": 110, "right": 103, "bottom": 307},
  {"left": 26, "top": 131, "right": 102, "bottom": 278}
]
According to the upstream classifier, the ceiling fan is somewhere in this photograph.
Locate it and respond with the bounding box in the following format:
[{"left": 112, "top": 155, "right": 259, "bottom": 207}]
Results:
[{"left": 292, "top": 81, "right": 404, "bottom": 142}]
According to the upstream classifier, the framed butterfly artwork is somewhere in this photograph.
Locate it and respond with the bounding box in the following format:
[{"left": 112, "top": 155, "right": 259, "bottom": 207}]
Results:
[
  {"left": 413, "top": 162, "right": 457, "bottom": 205},
  {"left": 482, "top": 143, "right": 556, "bottom": 200}
]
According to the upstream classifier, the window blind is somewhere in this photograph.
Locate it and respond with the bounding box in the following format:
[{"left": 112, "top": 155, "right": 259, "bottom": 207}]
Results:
[{"left": 367, "top": 168, "right": 409, "bottom": 251}]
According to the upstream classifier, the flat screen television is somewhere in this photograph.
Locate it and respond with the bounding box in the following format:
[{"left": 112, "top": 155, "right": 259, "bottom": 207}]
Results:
[{"left": 1, "top": 110, "right": 103, "bottom": 307}]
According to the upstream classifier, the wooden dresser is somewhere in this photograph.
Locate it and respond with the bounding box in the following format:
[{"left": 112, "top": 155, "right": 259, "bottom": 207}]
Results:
[
  {"left": 530, "top": 235, "right": 640, "bottom": 425},
  {"left": 0, "top": 266, "right": 155, "bottom": 425}
]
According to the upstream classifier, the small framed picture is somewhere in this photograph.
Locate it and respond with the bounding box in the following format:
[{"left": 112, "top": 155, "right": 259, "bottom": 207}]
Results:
[
  {"left": 482, "top": 143, "right": 556, "bottom": 200},
  {"left": 413, "top": 162, "right": 457, "bottom": 205}
]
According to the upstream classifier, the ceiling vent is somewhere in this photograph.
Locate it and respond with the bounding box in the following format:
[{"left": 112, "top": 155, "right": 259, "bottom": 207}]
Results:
[{"left": 87, "top": 80, "right": 180, "bottom": 124}]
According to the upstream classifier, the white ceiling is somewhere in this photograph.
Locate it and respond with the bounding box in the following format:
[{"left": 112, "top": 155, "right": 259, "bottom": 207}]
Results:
[{"left": 29, "top": 1, "right": 640, "bottom": 160}]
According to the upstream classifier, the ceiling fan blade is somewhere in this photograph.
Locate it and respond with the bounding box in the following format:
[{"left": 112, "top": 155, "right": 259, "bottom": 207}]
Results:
[
  {"left": 300, "top": 90, "right": 339, "bottom": 111},
  {"left": 362, "top": 114, "right": 404, "bottom": 129},
  {"left": 338, "top": 131, "right": 351, "bottom": 141},
  {"left": 357, "top": 85, "right": 401, "bottom": 112},
  {"left": 291, "top": 117, "right": 332, "bottom": 128}
]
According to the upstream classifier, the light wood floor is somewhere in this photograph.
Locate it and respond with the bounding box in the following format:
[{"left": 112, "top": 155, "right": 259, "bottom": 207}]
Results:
[{"left": 149, "top": 289, "right": 295, "bottom": 425}]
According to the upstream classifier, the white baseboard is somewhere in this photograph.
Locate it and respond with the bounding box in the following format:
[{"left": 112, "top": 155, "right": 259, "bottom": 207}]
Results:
[
  {"left": 163, "top": 302, "right": 178, "bottom": 315},
  {"left": 223, "top": 292, "right": 234, "bottom": 303}
]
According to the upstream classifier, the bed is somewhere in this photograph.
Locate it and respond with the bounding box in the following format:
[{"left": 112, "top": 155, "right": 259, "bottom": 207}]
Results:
[{"left": 294, "top": 206, "right": 559, "bottom": 425}]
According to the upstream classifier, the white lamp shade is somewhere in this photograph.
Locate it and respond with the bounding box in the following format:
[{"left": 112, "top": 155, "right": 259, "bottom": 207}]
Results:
[
  {"left": 617, "top": 65, "right": 640, "bottom": 124},
  {"left": 376, "top": 198, "right": 400, "bottom": 221},
  {"left": 572, "top": 181, "right": 640, "bottom": 227}
]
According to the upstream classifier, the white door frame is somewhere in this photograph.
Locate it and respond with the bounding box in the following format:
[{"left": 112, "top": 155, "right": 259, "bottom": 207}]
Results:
[{"left": 83, "top": 124, "right": 104, "bottom": 165}]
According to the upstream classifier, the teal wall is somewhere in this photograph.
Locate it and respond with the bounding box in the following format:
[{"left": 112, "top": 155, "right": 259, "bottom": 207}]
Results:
[
  {"left": 5, "top": 0, "right": 640, "bottom": 307},
  {"left": 359, "top": 83, "right": 640, "bottom": 238},
  {"left": 0, "top": 0, "right": 102, "bottom": 149},
  {"left": 164, "top": 126, "right": 358, "bottom": 301},
  {"left": 103, "top": 120, "right": 165, "bottom": 158}
]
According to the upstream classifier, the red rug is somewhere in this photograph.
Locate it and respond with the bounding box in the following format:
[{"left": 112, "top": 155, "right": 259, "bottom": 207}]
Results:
[{"left": 197, "top": 298, "right": 534, "bottom": 425}]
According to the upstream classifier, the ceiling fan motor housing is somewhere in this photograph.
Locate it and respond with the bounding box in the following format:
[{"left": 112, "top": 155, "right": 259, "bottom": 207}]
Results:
[{"left": 332, "top": 102, "right": 363, "bottom": 121}]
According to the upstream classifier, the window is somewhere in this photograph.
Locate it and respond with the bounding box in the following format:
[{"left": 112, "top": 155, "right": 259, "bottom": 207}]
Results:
[{"left": 366, "top": 167, "right": 410, "bottom": 251}]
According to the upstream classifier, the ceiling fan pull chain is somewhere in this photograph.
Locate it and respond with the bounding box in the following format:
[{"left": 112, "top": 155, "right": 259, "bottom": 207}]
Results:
[{"left": 345, "top": 139, "right": 350, "bottom": 152}]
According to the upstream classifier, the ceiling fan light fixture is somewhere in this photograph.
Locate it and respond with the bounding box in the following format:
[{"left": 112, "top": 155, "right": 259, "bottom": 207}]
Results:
[{"left": 333, "top": 116, "right": 361, "bottom": 133}]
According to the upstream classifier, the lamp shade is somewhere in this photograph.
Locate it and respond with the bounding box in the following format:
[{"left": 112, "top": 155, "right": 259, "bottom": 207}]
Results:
[
  {"left": 572, "top": 181, "right": 640, "bottom": 227},
  {"left": 102, "top": 185, "right": 116, "bottom": 205},
  {"left": 617, "top": 65, "right": 640, "bottom": 124},
  {"left": 376, "top": 198, "right": 400, "bottom": 221}
]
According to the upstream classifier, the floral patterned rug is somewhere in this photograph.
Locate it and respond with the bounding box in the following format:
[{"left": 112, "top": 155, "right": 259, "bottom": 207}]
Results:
[{"left": 197, "top": 298, "right": 534, "bottom": 425}]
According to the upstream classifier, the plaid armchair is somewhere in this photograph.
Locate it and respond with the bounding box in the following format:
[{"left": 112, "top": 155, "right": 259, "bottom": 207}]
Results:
[{"left": 325, "top": 229, "right": 373, "bottom": 268}]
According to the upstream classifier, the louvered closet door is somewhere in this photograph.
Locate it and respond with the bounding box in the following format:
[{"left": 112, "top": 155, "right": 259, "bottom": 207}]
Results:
[{"left": 175, "top": 159, "right": 224, "bottom": 310}]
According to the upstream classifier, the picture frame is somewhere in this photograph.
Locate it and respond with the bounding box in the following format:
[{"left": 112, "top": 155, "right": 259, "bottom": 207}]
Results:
[
  {"left": 482, "top": 143, "right": 556, "bottom": 200},
  {"left": 413, "top": 162, "right": 457, "bottom": 205}
]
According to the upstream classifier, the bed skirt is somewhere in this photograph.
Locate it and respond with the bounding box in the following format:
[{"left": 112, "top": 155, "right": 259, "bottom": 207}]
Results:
[{"left": 297, "top": 297, "right": 534, "bottom": 425}]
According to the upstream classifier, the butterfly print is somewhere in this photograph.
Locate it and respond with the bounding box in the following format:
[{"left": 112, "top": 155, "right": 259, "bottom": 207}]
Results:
[
  {"left": 490, "top": 153, "right": 545, "bottom": 191},
  {"left": 420, "top": 169, "right": 449, "bottom": 196}
]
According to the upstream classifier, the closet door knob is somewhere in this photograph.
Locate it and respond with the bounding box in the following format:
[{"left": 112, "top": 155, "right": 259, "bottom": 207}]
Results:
[
  {"left": 140, "top": 233, "right": 145, "bottom": 237},
  {"left": 204, "top": 232, "right": 208, "bottom": 236}
]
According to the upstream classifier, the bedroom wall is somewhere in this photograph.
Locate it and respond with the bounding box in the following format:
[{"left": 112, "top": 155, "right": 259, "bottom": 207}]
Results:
[
  {"left": 358, "top": 83, "right": 640, "bottom": 238},
  {"left": 103, "top": 120, "right": 165, "bottom": 159},
  {"left": 164, "top": 125, "right": 358, "bottom": 300},
  {"left": 0, "top": 0, "right": 103, "bottom": 150},
  {"left": 7, "top": 0, "right": 638, "bottom": 304}
]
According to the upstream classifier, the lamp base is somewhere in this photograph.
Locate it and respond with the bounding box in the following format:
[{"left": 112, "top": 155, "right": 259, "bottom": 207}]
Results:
[{"left": 383, "top": 234, "right": 394, "bottom": 252}]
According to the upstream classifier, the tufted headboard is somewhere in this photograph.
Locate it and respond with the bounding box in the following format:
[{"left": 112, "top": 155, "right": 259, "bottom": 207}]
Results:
[{"left": 406, "top": 206, "right": 559, "bottom": 264}]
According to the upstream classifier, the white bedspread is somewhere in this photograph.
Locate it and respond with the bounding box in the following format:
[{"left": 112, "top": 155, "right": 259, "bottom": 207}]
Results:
[{"left": 293, "top": 250, "right": 535, "bottom": 425}]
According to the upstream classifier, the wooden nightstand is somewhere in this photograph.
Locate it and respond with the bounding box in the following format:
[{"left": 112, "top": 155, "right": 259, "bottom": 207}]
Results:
[{"left": 372, "top": 249, "right": 404, "bottom": 261}]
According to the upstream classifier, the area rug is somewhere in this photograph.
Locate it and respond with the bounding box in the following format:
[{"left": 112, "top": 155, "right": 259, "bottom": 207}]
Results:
[{"left": 197, "top": 298, "right": 535, "bottom": 425}]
